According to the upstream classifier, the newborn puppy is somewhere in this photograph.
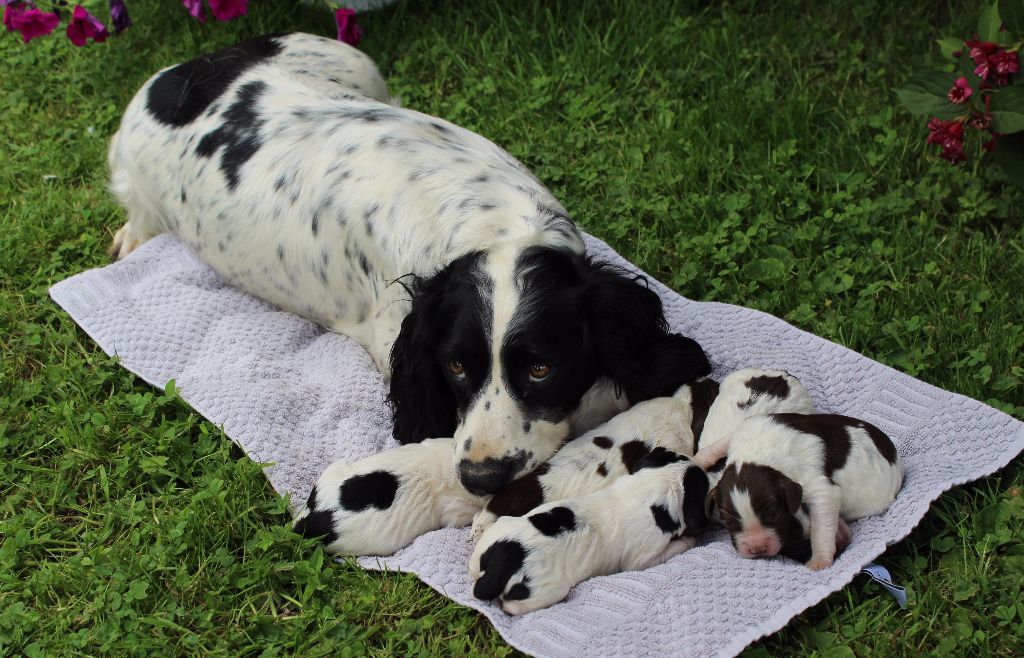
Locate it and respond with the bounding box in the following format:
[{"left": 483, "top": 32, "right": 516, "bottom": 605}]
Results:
[
  {"left": 293, "top": 438, "right": 487, "bottom": 556},
  {"left": 471, "top": 379, "right": 717, "bottom": 541},
  {"left": 470, "top": 449, "right": 710, "bottom": 614},
  {"left": 693, "top": 367, "right": 816, "bottom": 472},
  {"left": 705, "top": 413, "right": 904, "bottom": 570}
]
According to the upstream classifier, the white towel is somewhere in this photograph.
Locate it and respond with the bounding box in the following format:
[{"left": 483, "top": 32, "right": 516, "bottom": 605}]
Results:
[{"left": 50, "top": 232, "right": 1024, "bottom": 658}]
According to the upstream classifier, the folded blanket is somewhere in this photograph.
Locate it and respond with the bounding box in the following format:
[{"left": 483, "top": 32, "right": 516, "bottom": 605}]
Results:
[{"left": 50, "top": 233, "right": 1024, "bottom": 658}]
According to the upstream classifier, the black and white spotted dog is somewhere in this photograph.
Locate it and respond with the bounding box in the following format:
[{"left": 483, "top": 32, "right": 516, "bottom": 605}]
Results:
[
  {"left": 292, "top": 438, "right": 487, "bottom": 556},
  {"left": 109, "top": 32, "right": 711, "bottom": 495},
  {"left": 698, "top": 414, "right": 904, "bottom": 570},
  {"left": 470, "top": 378, "right": 718, "bottom": 541}
]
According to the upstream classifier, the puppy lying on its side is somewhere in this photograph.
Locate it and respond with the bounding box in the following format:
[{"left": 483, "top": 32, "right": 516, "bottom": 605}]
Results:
[
  {"left": 470, "top": 448, "right": 710, "bottom": 615},
  {"left": 470, "top": 379, "right": 718, "bottom": 542},
  {"left": 698, "top": 413, "right": 904, "bottom": 570},
  {"left": 293, "top": 438, "right": 487, "bottom": 556}
]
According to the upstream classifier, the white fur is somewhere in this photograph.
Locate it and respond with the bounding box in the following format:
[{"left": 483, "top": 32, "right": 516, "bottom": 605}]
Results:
[
  {"left": 469, "top": 460, "right": 704, "bottom": 615},
  {"left": 293, "top": 438, "right": 487, "bottom": 556}
]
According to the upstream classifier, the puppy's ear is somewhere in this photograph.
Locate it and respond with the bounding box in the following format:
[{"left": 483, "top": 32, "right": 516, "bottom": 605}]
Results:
[
  {"left": 583, "top": 261, "right": 710, "bottom": 402},
  {"left": 781, "top": 479, "right": 803, "bottom": 515},
  {"left": 704, "top": 487, "right": 719, "bottom": 520},
  {"left": 387, "top": 269, "right": 461, "bottom": 444}
]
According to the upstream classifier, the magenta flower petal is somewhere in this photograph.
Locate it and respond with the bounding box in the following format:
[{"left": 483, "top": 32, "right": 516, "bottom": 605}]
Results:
[
  {"left": 8, "top": 6, "right": 61, "bottom": 43},
  {"left": 208, "top": 0, "right": 247, "bottom": 21},
  {"left": 335, "top": 7, "right": 363, "bottom": 46},
  {"left": 67, "top": 5, "right": 109, "bottom": 47},
  {"left": 109, "top": 0, "right": 132, "bottom": 35},
  {"left": 182, "top": 0, "right": 205, "bottom": 23},
  {"left": 947, "top": 76, "right": 973, "bottom": 104}
]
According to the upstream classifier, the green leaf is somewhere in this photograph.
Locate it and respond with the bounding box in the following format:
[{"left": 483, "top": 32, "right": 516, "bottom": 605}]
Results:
[
  {"left": 937, "top": 37, "right": 964, "bottom": 60},
  {"left": 993, "top": 132, "right": 1024, "bottom": 188},
  {"left": 164, "top": 378, "right": 178, "bottom": 399},
  {"left": 894, "top": 71, "right": 963, "bottom": 119},
  {"left": 1003, "top": 0, "right": 1024, "bottom": 38},
  {"left": 990, "top": 85, "right": 1024, "bottom": 134},
  {"left": 742, "top": 258, "right": 787, "bottom": 283},
  {"left": 978, "top": 2, "right": 1003, "bottom": 42}
]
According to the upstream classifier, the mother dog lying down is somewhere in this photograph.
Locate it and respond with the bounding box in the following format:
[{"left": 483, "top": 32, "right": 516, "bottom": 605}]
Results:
[{"left": 108, "top": 33, "right": 710, "bottom": 494}]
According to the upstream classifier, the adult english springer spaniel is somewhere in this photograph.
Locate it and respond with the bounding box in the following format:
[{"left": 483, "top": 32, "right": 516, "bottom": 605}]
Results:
[{"left": 108, "top": 33, "right": 711, "bottom": 494}]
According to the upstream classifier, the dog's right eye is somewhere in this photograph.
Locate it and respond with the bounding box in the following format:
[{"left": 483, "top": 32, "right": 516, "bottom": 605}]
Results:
[{"left": 448, "top": 360, "right": 466, "bottom": 379}]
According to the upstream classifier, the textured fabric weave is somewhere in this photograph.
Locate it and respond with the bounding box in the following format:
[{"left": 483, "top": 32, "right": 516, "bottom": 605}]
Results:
[{"left": 50, "top": 233, "right": 1024, "bottom": 658}]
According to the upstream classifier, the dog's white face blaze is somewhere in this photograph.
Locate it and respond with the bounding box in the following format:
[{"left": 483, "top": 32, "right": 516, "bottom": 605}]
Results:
[
  {"left": 730, "top": 489, "right": 783, "bottom": 558},
  {"left": 453, "top": 242, "right": 569, "bottom": 479}
]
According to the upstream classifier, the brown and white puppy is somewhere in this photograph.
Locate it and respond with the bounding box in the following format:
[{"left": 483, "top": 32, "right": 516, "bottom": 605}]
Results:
[
  {"left": 470, "top": 379, "right": 718, "bottom": 542},
  {"left": 704, "top": 413, "right": 904, "bottom": 570},
  {"left": 293, "top": 438, "right": 487, "bottom": 556},
  {"left": 469, "top": 449, "right": 710, "bottom": 614}
]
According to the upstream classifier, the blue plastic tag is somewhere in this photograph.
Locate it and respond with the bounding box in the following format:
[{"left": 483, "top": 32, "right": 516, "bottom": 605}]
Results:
[{"left": 860, "top": 563, "right": 908, "bottom": 609}]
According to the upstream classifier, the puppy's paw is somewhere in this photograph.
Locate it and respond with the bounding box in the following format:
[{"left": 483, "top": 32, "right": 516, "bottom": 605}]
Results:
[
  {"left": 471, "top": 510, "right": 497, "bottom": 543},
  {"left": 806, "top": 554, "right": 834, "bottom": 571},
  {"left": 108, "top": 222, "right": 145, "bottom": 260}
]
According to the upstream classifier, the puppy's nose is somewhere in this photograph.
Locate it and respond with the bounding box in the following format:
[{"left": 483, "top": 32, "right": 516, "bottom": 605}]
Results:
[{"left": 458, "top": 458, "right": 518, "bottom": 495}]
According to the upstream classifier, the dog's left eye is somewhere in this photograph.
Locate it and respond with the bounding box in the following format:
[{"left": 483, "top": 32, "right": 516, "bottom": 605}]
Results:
[{"left": 528, "top": 362, "right": 552, "bottom": 382}]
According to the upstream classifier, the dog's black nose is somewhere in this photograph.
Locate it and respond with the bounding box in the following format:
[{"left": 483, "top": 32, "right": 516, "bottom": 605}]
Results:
[{"left": 459, "top": 459, "right": 518, "bottom": 495}]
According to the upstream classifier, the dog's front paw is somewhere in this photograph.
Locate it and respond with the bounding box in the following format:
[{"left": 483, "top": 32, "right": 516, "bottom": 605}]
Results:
[
  {"left": 806, "top": 554, "right": 834, "bottom": 571},
  {"left": 471, "top": 510, "right": 497, "bottom": 543}
]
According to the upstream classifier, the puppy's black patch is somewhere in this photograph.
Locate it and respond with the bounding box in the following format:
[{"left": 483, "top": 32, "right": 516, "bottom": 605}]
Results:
[
  {"left": 339, "top": 470, "right": 399, "bottom": 512},
  {"left": 619, "top": 440, "right": 651, "bottom": 474},
  {"left": 650, "top": 504, "right": 681, "bottom": 534},
  {"left": 738, "top": 375, "right": 790, "bottom": 409},
  {"left": 146, "top": 34, "right": 282, "bottom": 126},
  {"left": 528, "top": 506, "right": 576, "bottom": 536},
  {"left": 195, "top": 80, "right": 267, "bottom": 190},
  {"left": 680, "top": 465, "right": 711, "bottom": 536},
  {"left": 861, "top": 421, "right": 898, "bottom": 464},
  {"left": 596, "top": 463, "right": 608, "bottom": 477},
  {"left": 689, "top": 378, "right": 720, "bottom": 448},
  {"left": 503, "top": 579, "right": 531, "bottom": 601},
  {"left": 485, "top": 463, "right": 550, "bottom": 518},
  {"left": 293, "top": 509, "right": 338, "bottom": 545},
  {"left": 773, "top": 413, "right": 853, "bottom": 477},
  {"left": 634, "top": 446, "right": 685, "bottom": 471},
  {"left": 592, "top": 436, "right": 613, "bottom": 449},
  {"left": 474, "top": 540, "right": 526, "bottom": 600}
]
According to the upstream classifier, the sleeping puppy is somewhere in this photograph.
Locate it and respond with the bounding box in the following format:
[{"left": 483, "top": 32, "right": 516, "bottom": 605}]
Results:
[
  {"left": 697, "top": 368, "right": 816, "bottom": 461},
  {"left": 292, "top": 438, "right": 486, "bottom": 556},
  {"left": 703, "top": 413, "right": 904, "bottom": 570},
  {"left": 470, "top": 449, "right": 710, "bottom": 614},
  {"left": 470, "top": 378, "right": 718, "bottom": 541}
]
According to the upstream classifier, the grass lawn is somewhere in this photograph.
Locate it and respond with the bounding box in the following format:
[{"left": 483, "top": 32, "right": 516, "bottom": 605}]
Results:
[{"left": 2, "top": 0, "right": 1023, "bottom": 655}]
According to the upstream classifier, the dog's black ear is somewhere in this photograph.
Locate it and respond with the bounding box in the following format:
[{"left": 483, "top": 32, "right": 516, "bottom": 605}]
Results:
[
  {"left": 583, "top": 261, "right": 711, "bottom": 402},
  {"left": 781, "top": 479, "right": 803, "bottom": 515},
  {"left": 387, "top": 271, "right": 460, "bottom": 444}
]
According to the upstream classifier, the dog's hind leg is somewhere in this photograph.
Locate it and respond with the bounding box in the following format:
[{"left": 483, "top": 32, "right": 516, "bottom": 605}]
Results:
[{"left": 107, "top": 131, "right": 165, "bottom": 260}]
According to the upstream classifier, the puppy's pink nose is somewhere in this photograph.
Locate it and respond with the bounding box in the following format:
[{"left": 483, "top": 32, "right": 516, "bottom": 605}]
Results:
[{"left": 744, "top": 542, "right": 767, "bottom": 556}]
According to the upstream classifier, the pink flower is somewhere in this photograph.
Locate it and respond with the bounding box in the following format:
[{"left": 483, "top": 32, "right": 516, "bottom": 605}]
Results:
[
  {"left": 947, "top": 77, "right": 973, "bottom": 103},
  {"left": 66, "top": 5, "right": 108, "bottom": 47},
  {"left": 208, "top": 0, "right": 247, "bottom": 21},
  {"left": 182, "top": 0, "right": 205, "bottom": 23},
  {"left": 991, "top": 50, "right": 1019, "bottom": 85},
  {"left": 109, "top": 0, "right": 132, "bottom": 35},
  {"left": 927, "top": 118, "right": 966, "bottom": 164},
  {"left": 5, "top": 4, "right": 60, "bottom": 43},
  {"left": 335, "top": 7, "right": 362, "bottom": 46}
]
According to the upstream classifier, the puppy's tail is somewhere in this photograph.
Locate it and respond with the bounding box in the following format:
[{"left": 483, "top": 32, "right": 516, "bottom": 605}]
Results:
[{"left": 473, "top": 540, "right": 526, "bottom": 601}]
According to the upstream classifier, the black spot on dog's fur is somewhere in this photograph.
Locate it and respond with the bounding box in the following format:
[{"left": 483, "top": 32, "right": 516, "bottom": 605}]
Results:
[
  {"left": 738, "top": 375, "right": 790, "bottom": 410},
  {"left": 773, "top": 414, "right": 853, "bottom": 477},
  {"left": 861, "top": 421, "right": 898, "bottom": 464},
  {"left": 592, "top": 436, "right": 613, "bottom": 449},
  {"left": 484, "top": 463, "right": 549, "bottom": 518},
  {"left": 146, "top": 34, "right": 282, "bottom": 126},
  {"left": 339, "top": 471, "right": 399, "bottom": 512},
  {"left": 195, "top": 80, "right": 267, "bottom": 190},
  {"left": 528, "top": 506, "right": 576, "bottom": 536},
  {"left": 474, "top": 540, "right": 526, "bottom": 600},
  {"left": 522, "top": 421, "right": 531, "bottom": 433},
  {"left": 650, "top": 504, "right": 681, "bottom": 535},
  {"left": 596, "top": 463, "right": 608, "bottom": 477},
  {"left": 293, "top": 485, "right": 338, "bottom": 545},
  {"left": 689, "top": 378, "right": 720, "bottom": 448},
  {"left": 680, "top": 465, "right": 711, "bottom": 536},
  {"left": 634, "top": 446, "right": 685, "bottom": 472},
  {"left": 503, "top": 580, "right": 531, "bottom": 601},
  {"left": 619, "top": 440, "right": 651, "bottom": 474}
]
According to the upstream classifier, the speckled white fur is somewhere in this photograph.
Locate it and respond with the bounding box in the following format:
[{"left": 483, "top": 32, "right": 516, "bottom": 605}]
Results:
[{"left": 293, "top": 438, "right": 487, "bottom": 556}]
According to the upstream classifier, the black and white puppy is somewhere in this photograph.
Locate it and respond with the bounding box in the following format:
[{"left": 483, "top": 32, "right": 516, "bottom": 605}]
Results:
[
  {"left": 471, "top": 379, "right": 718, "bottom": 541},
  {"left": 470, "top": 449, "right": 710, "bottom": 615},
  {"left": 702, "top": 413, "right": 904, "bottom": 570},
  {"left": 292, "top": 438, "right": 487, "bottom": 556},
  {"left": 109, "top": 32, "right": 710, "bottom": 495}
]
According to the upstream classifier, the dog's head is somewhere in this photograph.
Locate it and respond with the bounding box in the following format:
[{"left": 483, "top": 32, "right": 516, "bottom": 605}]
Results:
[{"left": 388, "top": 242, "right": 710, "bottom": 494}]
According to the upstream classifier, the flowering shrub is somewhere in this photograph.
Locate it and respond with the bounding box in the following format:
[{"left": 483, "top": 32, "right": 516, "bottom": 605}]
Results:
[
  {"left": 3, "top": 0, "right": 362, "bottom": 47},
  {"left": 896, "top": 1, "right": 1024, "bottom": 187}
]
